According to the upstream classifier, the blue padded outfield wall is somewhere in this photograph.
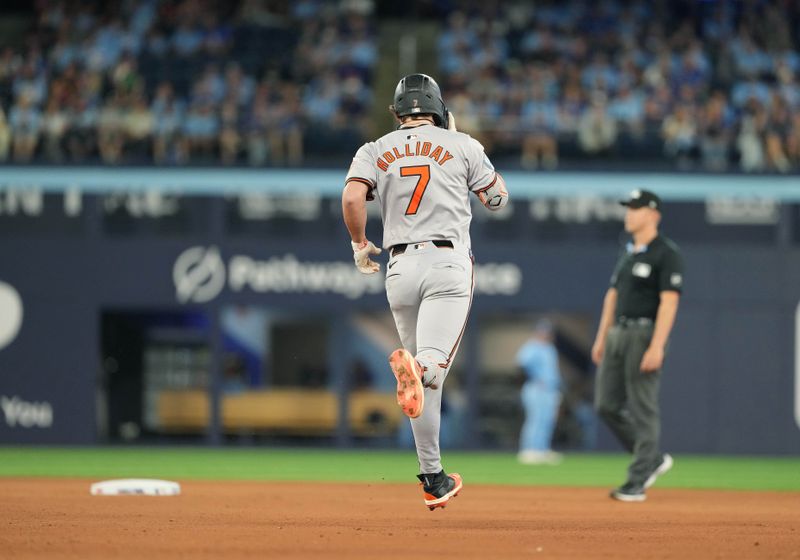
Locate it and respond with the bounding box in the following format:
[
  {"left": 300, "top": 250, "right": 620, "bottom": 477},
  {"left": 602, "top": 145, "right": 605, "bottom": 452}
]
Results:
[{"left": 0, "top": 168, "right": 799, "bottom": 453}]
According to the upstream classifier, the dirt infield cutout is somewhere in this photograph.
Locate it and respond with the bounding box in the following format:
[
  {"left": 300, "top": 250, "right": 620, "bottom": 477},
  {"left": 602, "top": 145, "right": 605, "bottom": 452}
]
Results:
[{"left": 1, "top": 479, "right": 798, "bottom": 559}]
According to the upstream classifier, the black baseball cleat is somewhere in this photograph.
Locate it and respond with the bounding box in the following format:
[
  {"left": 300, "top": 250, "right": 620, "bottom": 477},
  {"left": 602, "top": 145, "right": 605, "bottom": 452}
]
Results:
[
  {"left": 610, "top": 481, "right": 646, "bottom": 502},
  {"left": 644, "top": 453, "right": 674, "bottom": 489},
  {"left": 417, "top": 470, "right": 463, "bottom": 511}
]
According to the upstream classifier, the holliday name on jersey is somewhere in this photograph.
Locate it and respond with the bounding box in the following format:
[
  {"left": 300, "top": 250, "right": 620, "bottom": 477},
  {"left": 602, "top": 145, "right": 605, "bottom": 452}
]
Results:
[{"left": 376, "top": 142, "right": 455, "bottom": 172}]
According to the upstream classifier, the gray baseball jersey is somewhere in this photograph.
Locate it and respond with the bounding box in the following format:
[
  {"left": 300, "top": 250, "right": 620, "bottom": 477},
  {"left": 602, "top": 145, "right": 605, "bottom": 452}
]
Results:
[{"left": 345, "top": 123, "right": 497, "bottom": 249}]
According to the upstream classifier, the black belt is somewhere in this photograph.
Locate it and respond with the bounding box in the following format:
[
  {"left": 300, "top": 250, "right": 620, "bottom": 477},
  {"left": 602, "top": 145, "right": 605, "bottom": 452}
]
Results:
[
  {"left": 390, "top": 240, "right": 453, "bottom": 257},
  {"left": 616, "top": 316, "right": 654, "bottom": 328}
]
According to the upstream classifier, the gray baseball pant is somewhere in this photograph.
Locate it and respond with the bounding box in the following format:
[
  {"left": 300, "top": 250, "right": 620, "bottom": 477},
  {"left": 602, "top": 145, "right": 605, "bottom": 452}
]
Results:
[
  {"left": 594, "top": 324, "right": 663, "bottom": 485},
  {"left": 385, "top": 241, "right": 473, "bottom": 475}
]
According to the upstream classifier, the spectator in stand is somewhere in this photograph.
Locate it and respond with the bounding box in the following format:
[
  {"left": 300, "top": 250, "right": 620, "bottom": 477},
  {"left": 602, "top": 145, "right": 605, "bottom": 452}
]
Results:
[
  {"left": 110, "top": 55, "right": 143, "bottom": 98},
  {"left": 41, "top": 98, "right": 70, "bottom": 162},
  {"left": 578, "top": 94, "right": 617, "bottom": 155},
  {"left": 9, "top": 94, "right": 42, "bottom": 162},
  {"left": 97, "top": 93, "right": 126, "bottom": 164},
  {"left": 447, "top": 91, "right": 482, "bottom": 140},
  {"left": 338, "top": 75, "right": 371, "bottom": 138},
  {"left": 0, "top": 107, "right": 10, "bottom": 161},
  {"left": 557, "top": 83, "right": 585, "bottom": 144},
  {"left": 219, "top": 97, "right": 241, "bottom": 165},
  {"left": 171, "top": 22, "right": 204, "bottom": 57},
  {"left": 193, "top": 64, "right": 225, "bottom": 106},
  {"left": 125, "top": 95, "right": 155, "bottom": 162},
  {"left": 223, "top": 63, "right": 255, "bottom": 108},
  {"left": 764, "top": 96, "right": 792, "bottom": 173},
  {"left": 662, "top": 104, "right": 698, "bottom": 169},
  {"left": 66, "top": 97, "right": 98, "bottom": 162},
  {"left": 732, "top": 74, "right": 772, "bottom": 109},
  {"left": 271, "top": 83, "right": 303, "bottom": 167},
  {"left": 181, "top": 101, "right": 219, "bottom": 162},
  {"left": 304, "top": 72, "right": 342, "bottom": 128},
  {"left": 12, "top": 61, "right": 47, "bottom": 107},
  {"left": 645, "top": 82, "right": 672, "bottom": 123},
  {"left": 438, "top": 11, "right": 478, "bottom": 74},
  {"left": 582, "top": 52, "right": 617, "bottom": 92},
  {"left": 609, "top": 85, "right": 645, "bottom": 139},
  {"left": 737, "top": 101, "right": 768, "bottom": 172},
  {"left": 246, "top": 87, "right": 270, "bottom": 166},
  {"left": 787, "top": 113, "right": 800, "bottom": 167},
  {"left": 698, "top": 92, "right": 733, "bottom": 171},
  {"left": 151, "top": 82, "right": 184, "bottom": 164},
  {"left": 202, "top": 13, "right": 234, "bottom": 57},
  {"left": 521, "top": 83, "right": 559, "bottom": 169},
  {"left": 0, "top": 47, "right": 22, "bottom": 105},
  {"left": 776, "top": 63, "right": 799, "bottom": 110}
]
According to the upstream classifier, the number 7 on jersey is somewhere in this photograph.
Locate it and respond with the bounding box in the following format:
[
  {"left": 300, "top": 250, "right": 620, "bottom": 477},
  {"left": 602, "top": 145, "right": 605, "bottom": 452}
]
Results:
[{"left": 401, "top": 165, "right": 431, "bottom": 215}]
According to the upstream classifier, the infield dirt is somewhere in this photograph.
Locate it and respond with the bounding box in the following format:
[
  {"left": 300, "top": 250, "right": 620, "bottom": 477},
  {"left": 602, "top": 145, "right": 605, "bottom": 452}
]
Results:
[{"left": 1, "top": 478, "right": 798, "bottom": 559}]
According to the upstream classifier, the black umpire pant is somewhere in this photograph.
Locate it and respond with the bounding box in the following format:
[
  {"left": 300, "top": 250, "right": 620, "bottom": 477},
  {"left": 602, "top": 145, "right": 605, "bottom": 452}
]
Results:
[{"left": 594, "top": 323, "right": 663, "bottom": 485}]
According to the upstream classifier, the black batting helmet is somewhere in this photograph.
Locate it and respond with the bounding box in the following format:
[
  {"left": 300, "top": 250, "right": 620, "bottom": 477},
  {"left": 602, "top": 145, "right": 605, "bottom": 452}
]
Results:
[{"left": 391, "top": 73, "right": 449, "bottom": 128}]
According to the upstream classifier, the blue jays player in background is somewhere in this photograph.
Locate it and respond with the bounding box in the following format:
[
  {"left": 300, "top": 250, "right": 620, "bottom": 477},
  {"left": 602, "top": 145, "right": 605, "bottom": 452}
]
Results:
[{"left": 517, "top": 318, "right": 563, "bottom": 465}]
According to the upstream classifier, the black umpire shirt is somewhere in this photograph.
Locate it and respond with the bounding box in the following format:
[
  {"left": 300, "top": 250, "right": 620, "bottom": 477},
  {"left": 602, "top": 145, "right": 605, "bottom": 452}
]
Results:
[{"left": 610, "top": 235, "right": 684, "bottom": 321}]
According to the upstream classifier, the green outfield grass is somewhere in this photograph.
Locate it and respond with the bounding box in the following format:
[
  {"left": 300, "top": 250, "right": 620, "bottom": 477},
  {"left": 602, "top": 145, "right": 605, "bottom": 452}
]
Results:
[{"left": 0, "top": 448, "right": 798, "bottom": 491}]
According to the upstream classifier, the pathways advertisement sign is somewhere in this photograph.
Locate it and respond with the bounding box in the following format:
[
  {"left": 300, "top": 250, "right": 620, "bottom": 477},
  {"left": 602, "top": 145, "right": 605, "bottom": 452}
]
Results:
[{"left": 172, "top": 246, "right": 523, "bottom": 303}]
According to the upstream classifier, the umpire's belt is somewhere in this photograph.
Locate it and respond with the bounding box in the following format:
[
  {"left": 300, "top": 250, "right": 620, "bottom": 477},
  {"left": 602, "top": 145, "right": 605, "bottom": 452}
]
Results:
[
  {"left": 616, "top": 316, "right": 654, "bottom": 328},
  {"left": 390, "top": 240, "right": 453, "bottom": 257}
]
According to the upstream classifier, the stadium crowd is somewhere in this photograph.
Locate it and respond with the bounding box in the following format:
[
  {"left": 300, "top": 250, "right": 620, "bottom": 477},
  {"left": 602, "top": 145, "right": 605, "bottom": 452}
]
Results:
[
  {"left": 0, "top": 0, "right": 798, "bottom": 172},
  {"left": 439, "top": 1, "right": 800, "bottom": 172},
  {"left": 0, "top": 0, "right": 375, "bottom": 166}
]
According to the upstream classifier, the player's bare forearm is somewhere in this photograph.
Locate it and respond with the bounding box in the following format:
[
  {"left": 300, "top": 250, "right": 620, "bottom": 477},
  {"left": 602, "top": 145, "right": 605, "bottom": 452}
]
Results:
[
  {"left": 342, "top": 181, "right": 369, "bottom": 243},
  {"left": 649, "top": 291, "right": 680, "bottom": 351},
  {"left": 591, "top": 288, "right": 617, "bottom": 364},
  {"left": 640, "top": 291, "right": 679, "bottom": 372},
  {"left": 596, "top": 288, "right": 618, "bottom": 341}
]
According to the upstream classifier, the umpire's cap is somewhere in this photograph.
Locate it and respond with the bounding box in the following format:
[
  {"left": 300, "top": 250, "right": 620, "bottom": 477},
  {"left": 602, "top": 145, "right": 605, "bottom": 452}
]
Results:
[
  {"left": 391, "top": 73, "right": 449, "bottom": 128},
  {"left": 620, "top": 189, "right": 662, "bottom": 211}
]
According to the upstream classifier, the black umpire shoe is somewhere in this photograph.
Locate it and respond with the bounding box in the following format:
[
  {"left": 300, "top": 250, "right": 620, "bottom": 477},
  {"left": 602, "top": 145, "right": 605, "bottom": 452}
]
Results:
[
  {"left": 610, "top": 481, "right": 646, "bottom": 502},
  {"left": 417, "top": 470, "right": 463, "bottom": 511},
  {"left": 644, "top": 453, "right": 674, "bottom": 489}
]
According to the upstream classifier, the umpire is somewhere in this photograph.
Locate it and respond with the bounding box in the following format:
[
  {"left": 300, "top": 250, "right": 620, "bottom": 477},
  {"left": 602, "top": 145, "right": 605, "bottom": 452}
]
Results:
[{"left": 591, "top": 189, "right": 683, "bottom": 502}]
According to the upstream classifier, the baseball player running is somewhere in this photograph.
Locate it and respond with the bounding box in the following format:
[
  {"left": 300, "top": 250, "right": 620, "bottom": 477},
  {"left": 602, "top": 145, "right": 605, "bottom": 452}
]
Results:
[{"left": 342, "top": 74, "right": 508, "bottom": 510}]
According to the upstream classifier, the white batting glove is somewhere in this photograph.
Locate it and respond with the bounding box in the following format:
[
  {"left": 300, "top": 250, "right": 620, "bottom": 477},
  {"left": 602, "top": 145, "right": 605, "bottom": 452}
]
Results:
[
  {"left": 447, "top": 111, "right": 457, "bottom": 131},
  {"left": 351, "top": 240, "right": 382, "bottom": 274}
]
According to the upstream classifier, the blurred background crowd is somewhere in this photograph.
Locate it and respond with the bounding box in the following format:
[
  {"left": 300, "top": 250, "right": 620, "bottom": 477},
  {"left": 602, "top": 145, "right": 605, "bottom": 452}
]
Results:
[
  {"left": 0, "top": 0, "right": 376, "bottom": 166},
  {"left": 438, "top": 1, "right": 800, "bottom": 172},
  {"left": 0, "top": 0, "right": 798, "bottom": 171}
]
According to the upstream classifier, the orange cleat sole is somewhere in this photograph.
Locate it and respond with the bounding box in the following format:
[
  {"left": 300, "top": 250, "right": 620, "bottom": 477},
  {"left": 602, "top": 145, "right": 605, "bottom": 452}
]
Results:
[
  {"left": 389, "top": 349, "right": 424, "bottom": 419},
  {"left": 424, "top": 473, "right": 463, "bottom": 511}
]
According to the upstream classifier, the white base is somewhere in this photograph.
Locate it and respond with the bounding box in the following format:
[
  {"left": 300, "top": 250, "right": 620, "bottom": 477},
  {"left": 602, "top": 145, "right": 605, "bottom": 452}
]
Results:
[
  {"left": 90, "top": 479, "right": 181, "bottom": 496},
  {"left": 518, "top": 450, "right": 563, "bottom": 465}
]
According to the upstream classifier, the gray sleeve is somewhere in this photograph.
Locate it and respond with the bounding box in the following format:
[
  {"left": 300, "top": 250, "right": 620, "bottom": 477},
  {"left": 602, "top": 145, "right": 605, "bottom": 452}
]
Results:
[
  {"left": 345, "top": 143, "right": 377, "bottom": 200},
  {"left": 465, "top": 137, "right": 497, "bottom": 193}
]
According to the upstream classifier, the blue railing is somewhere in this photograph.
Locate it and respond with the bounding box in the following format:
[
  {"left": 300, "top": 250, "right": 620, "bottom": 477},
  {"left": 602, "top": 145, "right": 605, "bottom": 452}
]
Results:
[{"left": 0, "top": 167, "right": 798, "bottom": 200}]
